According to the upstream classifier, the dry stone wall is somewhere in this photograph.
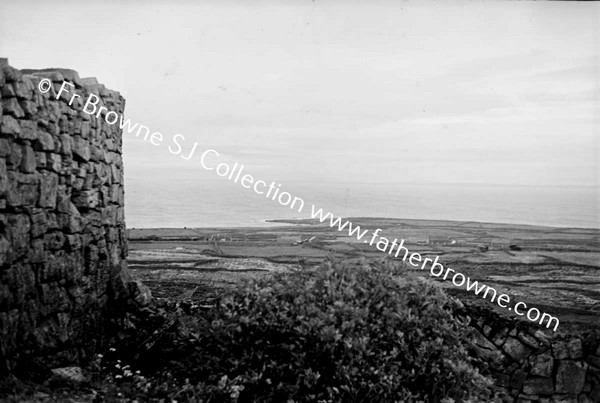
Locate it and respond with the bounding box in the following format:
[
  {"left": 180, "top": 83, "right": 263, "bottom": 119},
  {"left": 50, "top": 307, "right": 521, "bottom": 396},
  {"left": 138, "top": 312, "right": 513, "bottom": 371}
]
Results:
[
  {"left": 0, "top": 59, "right": 134, "bottom": 372},
  {"left": 464, "top": 305, "right": 600, "bottom": 403}
]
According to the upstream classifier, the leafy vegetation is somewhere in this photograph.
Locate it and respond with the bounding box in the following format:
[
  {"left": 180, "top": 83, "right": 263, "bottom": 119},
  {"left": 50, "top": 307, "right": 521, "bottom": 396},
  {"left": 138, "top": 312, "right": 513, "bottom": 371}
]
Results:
[
  {"left": 3, "top": 258, "right": 497, "bottom": 402},
  {"left": 100, "top": 257, "right": 493, "bottom": 402}
]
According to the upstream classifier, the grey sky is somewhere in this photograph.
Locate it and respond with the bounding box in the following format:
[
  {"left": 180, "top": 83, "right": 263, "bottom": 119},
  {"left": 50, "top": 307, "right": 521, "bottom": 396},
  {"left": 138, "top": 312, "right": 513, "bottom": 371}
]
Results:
[{"left": 1, "top": 0, "right": 598, "bottom": 187}]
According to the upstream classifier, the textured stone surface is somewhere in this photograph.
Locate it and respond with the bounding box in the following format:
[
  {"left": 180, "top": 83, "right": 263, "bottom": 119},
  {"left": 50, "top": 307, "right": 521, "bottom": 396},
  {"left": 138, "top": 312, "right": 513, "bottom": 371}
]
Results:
[
  {"left": 0, "top": 60, "right": 132, "bottom": 372},
  {"left": 504, "top": 337, "right": 533, "bottom": 362},
  {"left": 523, "top": 378, "right": 554, "bottom": 395},
  {"left": 567, "top": 339, "right": 582, "bottom": 359},
  {"left": 553, "top": 342, "right": 570, "bottom": 360},
  {"left": 463, "top": 304, "right": 600, "bottom": 403},
  {"left": 530, "top": 352, "right": 554, "bottom": 377},
  {"left": 555, "top": 361, "right": 586, "bottom": 394},
  {"left": 50, "top": 366, "right": 86, "bottom": 384}
]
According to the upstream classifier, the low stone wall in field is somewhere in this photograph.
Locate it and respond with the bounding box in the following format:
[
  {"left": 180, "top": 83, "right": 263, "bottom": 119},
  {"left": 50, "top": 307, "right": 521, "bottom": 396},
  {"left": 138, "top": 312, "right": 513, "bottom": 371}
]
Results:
[{"left": 465, "top": 304, "right": 600, "bottom": 403}]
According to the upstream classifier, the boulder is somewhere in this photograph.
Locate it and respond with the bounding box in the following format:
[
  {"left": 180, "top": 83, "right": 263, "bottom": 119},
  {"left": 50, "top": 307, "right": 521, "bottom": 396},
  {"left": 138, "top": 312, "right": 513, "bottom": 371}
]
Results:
[
  {"left": 1, "top": 115, "right": 20, "bottom": 136},
  {"left": 567, "top": 339, "right": 582, "bottom": 359},
  {"left": 555, "top": 360, "right": 587, "bottom": 394},
  {"left": 0, "top": 158, "right": 6, "bottom": 196},
  {"left": 553, "top": 342, "right": 569, "bottom": 360},
  {"left": 19, "top": 120, "right": 38, "bottom": 141},
  {"left": 2, "top": 98, "right": 25, "bottom": 118},
  {"left": 530, "top": 352, "right": 554, "bottom": 377},
  {"left": 72, "top": 136, "right": 90, "bottom": 161},
  {"left": 503, "top": 337, "right": 532, "bottom": 361},
  {"left": 19, "top": 145, "right": 36, "bottom": 173},
  {"left": 522, "top": 377, "right": 553, "bottom": 395},
  {"left": 35, "top": 131, "right": 55, "bottom": 151},
  {"left": 130, "top": 280, "right": 152, "bottom": 307},
  {"left": 39, "top": 172, "right": 59, "bottom": 208},
  {"left": 50, "top": 366, "right": 86, "bottom": 384}
]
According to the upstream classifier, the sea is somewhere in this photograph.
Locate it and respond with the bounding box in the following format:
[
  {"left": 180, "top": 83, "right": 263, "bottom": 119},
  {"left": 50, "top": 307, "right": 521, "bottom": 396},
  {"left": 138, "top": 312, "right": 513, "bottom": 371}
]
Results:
[{"left": 125, "top": 178, "right": 600, "bottom": 229}]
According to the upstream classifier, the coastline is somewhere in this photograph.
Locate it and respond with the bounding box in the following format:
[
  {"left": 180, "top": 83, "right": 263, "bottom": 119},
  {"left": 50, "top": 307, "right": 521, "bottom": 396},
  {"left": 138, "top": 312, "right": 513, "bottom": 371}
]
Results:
[{"left": 127, "top": 216, "right": 600, "bottom": 232}]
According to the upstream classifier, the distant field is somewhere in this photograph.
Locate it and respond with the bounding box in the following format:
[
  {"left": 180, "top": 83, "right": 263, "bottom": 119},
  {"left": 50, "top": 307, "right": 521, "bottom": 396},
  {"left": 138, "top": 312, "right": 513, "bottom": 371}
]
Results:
[{"left": 127, "top": 218, "right": 600, "bottom": 333}]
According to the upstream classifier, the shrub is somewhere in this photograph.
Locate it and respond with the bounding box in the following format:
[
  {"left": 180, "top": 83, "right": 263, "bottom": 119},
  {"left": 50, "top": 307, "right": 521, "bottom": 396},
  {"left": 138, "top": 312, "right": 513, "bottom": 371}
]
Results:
[{"left": 160, "top": 257, "right": 495, "bottom": 402}]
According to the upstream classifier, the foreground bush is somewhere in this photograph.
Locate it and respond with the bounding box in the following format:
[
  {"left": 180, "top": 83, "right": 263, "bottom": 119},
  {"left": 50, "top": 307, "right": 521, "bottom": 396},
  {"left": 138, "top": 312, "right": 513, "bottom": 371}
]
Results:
[{"left": 152, "top": 258, "right": 495, "bottom": 402}]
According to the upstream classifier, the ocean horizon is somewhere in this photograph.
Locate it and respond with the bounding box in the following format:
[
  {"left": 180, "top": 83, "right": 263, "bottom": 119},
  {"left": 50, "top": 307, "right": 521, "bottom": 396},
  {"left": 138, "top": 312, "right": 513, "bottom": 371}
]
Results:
[{"left": 125, "top": 179, "right": 600, "bottom": 230}]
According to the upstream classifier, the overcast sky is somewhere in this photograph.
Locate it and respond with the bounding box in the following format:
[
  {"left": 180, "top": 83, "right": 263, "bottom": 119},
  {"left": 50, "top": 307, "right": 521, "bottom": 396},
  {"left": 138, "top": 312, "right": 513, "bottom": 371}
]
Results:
[{"left": 1, "top": 1, "right": 598, "bottom": 188}]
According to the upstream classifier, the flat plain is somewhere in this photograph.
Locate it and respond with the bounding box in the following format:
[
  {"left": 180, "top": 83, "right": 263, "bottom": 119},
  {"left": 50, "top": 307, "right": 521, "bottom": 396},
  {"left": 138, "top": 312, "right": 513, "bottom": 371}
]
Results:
[{"left": 127, "top": 218, "right": 600, "bottom": 334}]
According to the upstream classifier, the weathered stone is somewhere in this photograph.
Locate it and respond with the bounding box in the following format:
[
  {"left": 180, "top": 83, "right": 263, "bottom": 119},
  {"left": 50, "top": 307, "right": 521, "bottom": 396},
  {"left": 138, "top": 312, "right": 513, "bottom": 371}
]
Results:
[
  {"left": 567, "top": 339, "right": 583, "bottom": 359},
  {"left": 591, "top": 384, "right": 600, "bottom": 403},
  {"left": 35, "top": 151, "right": 47, "bottom": 169},
  {"left": 577, "top": 394, "right": 595, "bottom": 403},
  {"left": 0, "top": 235, "right": 10, "bottom": 266},
  {"left": 1, "top": 83, "right": 16, "bottom": 97},
  {"left": 523, "top": 378, "right": 554, "bottom": 395},
  {"left": 554, "top": 342, "right": 570, "bottom": 360},
  {"left": 530, "top": 352, "right": 554, "bottom": 377},
  {"left": 104, "top": 138, "right": 115, "bottom": 151},
  {"left": 47, "top": 153, "right": 62, "bottom": 172},
  {"left": 25, "top": 70, "right": 63, "bottom": 83},
  {"left": 0, "top": 138, "right": 10, "bottom": 157},
  {"left": 504, "top": 337, "right": 532, "bottom": 361},
  {"left": 20, "top": 145, "right": 36, "bottom": 173},
  {"left": 74, "top": 166, "right": 86, "bottom": 178},
  {"left": 111, "top": 164, "right": 122, "bottom": 184},
  {"left": 8, "top": 214, "right": 31, "bottom": 258},
  {"left": 2, "top": 97, "right": 25, "bottom": 118},
  {"left": 0, "top": 158, "right": 7, "bottom": 196},
  {"left": 1, "top": 115, "right": 20, "bottom": 136},
  {"left": 588, "top": 355, "right": 600, "bottom": 369},
  {"left": 19, "top": 120, "right": 38, "bottom": 140},
  {"left": 12, "top": 80, "right": 34, "bottom": 99},
  {"left": 80, "top": 121, "right": 91, "bottom": 138},
  {"left": 54, "top": 185, "right": 69, "bottom": 213},
  {"left": 518, "top": 331, "right": 540, "bottom": 349},
  {"left": 39, "top": 172, "right": 59, "bottom": 208},
  {"left": 130, "top": 280, "right": 152, "bottom": 307},
  {"left": 67, "top": 202, "right": 83, "bottom": 233},
  {"left": 71, "top": 176, "right": 83, "bottom": 190},
  {"left": 34, "top": 131, "right": 55, "bottom": 151},
  {"left": 510, "top": 369, "right": 527, "bottom": 390},
  {"left": 72, "top": 136, "right": 90, "bottom": 161},
  {"left": 555, "top": 360, "right": 587, "bottom": 394},
  {"left": 2, "top": 65, "right": 22, "bottom": 82},
  {"left": 89, "top": 142, "right": 103, "bottom": 161},
  {"left": 38, "top": 118, "right": 59, "bottom": 135},
  {"left": 66, "top": 234, "right": 82, "bottom": 251},
  {"left": 520, "top": 393, "right": 539, "bottom": 401},
  {"left": 50, "top": 366, "right": 87, "bottom": 384},
  {"left": 19, "top": 100, "right": 38, "bottom": 117},
  {"left": 29, "top": 238, "right": 45, "bottom": 263},
  {"left": 82, "top": 173, "right": 94, "bottom": 190},
  {"left": 58, "top": 115, "right": 70, "bottom": 133},
  {"left": 550, "top": 395, "right": 578, "bottom": 403},
  {"left": 30, "top": 208, "right": 48, "bottom": 238},
  {"left": 6, "top": 141, "right": 22, "bottom": 168},
  {"left": 7, "top": 171, "right": 38, "bottom": 207},
  {"left": 60, "top": 133, "right": 72, "bottom": 155},
  {"left": 72, "top": 189, "right": 99, "bottom": 209},
  {"left": 44, "top": 232, "right": 65, "bottom": 250}
]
